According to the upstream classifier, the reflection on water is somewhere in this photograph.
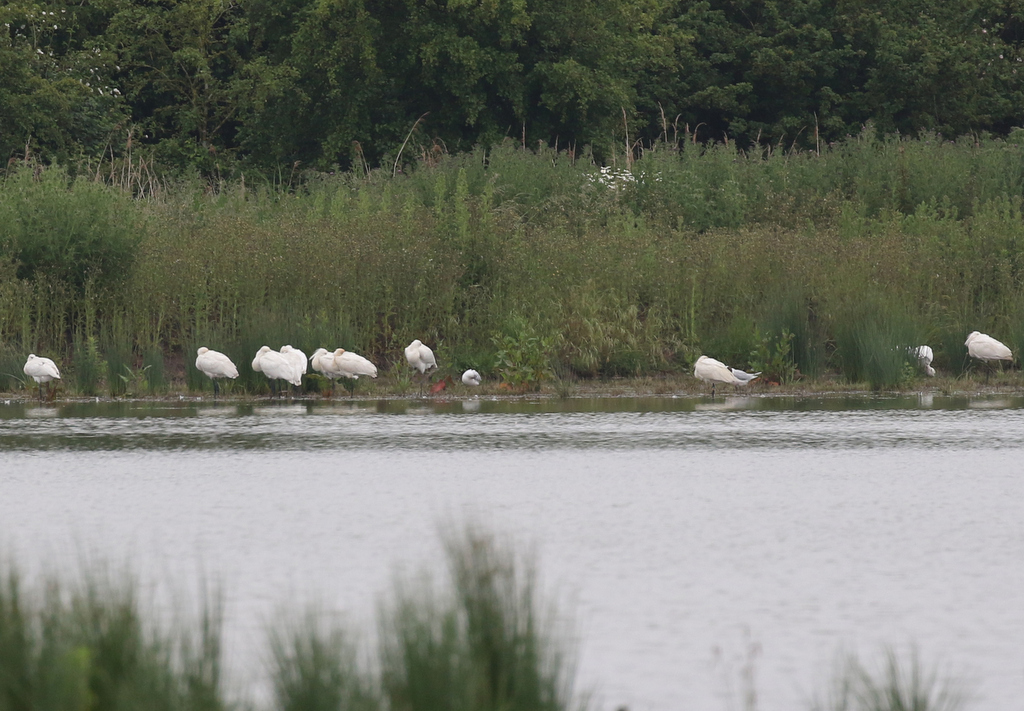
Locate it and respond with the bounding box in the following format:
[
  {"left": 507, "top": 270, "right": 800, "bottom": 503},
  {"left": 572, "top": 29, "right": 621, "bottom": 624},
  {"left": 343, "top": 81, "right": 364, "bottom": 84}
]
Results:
[
  {"left": 2, "top": 395, "right": 1024, "bottom": 711},
  {"left": 2, "top": 395, "right": 1024, "bottom": 452}
]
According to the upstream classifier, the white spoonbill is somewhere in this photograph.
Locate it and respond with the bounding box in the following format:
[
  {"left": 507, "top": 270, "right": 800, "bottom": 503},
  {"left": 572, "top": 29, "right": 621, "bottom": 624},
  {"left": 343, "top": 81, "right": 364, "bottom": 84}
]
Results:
[
  {"left": 330, "top": 348, "right": 378, "bottom": 379},
  {"left": 911, "top": 345, "right": 936, "bottom": 376},
  {"left": 310, "top": 348, "right": 337, "bottom": 379},
  {"left": 729, "top": 367, "right": 761, "bottom": 385},
  {"left": 694, "top": 355, "right": 742, "bottom": 396},
  {"left": 23, "top": 354, "right": 61, "bottom": 401},
  {"left": 965, "top": 331, "right": 1012, "bottom": 362},
  {"left": 280, "top": 345, "right": 308, "bottom": 377},
  {"left": 462, "top": 369, "right": 482, "bottom": 386},
  {"left": 195, "top": 347, "right": 238, "bottom": 397},
  {"left": 405, "top": 339, "right": 437, "bottom": 374},
  {"left": 965, "top": 331, "right": 1012, "bottom": 380},
  {"left": 280, "top": 344, "right": 308, "bottom": 393},
  {"left": 252, "top": 345, "right": 301, "bottom": 396}
]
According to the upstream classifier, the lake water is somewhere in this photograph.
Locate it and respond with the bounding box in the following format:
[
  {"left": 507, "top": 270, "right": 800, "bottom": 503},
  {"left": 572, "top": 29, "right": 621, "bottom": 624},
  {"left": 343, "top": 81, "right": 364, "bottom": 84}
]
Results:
[{"left": 1, "top": 394, "right": 1022, "bottom": 710}]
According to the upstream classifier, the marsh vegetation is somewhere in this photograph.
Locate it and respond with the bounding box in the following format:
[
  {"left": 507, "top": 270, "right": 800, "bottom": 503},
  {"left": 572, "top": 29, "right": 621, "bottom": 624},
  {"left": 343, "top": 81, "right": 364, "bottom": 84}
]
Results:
[{"left": 3, "top": 132, "right": 1024, "bottom": 395}]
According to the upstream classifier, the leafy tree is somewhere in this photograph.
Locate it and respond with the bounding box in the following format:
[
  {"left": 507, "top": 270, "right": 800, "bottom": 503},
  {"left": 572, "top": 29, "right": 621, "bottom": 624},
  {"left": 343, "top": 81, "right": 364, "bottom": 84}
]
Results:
[{"left": 0, "top": 2, "right": 127, "bottom": 165}]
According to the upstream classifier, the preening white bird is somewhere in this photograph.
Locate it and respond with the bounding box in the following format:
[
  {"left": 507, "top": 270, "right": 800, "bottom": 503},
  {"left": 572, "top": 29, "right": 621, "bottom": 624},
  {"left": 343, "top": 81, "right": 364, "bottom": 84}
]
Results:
[
  {"left": 310, "top": 348, "right": 336, "bottom": 379},
  {"left": 462, "top": 369, "right": 482, "bottom": 386},
  {"left": 729, "top": 367, "right": 761, "bottom": 385},
  {"left": 280, "top": 345, "right": 308, "bottom": 377},
  {"left": 911, "top": 345, "right": 936, "bottom": 376},
  {"left": 23, "top": 354, "right": 61, "bottom": 401},
  {"left": 330, "top": 348, "right": 378, "bottom": 379},
  {"left": 405, "top": 339, "right": 437, "bottom": 374},
  {"left": 694, "top": 355, "right": 742, "bottom": 396},
  {"left": 965, "top": 331, "right": 1012, "bottom": 362},
  {"left": 252, "top": 345, "right": 302, "bottom": 395},
  {"left": 195, "top": 347, "right": 238, "bottom": 397}
]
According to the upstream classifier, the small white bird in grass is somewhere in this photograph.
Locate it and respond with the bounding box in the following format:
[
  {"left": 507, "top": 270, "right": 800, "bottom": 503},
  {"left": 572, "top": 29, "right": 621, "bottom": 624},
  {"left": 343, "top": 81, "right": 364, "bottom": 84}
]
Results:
[
  {"left": 694, "top": 355, "right": 742, "bottom": 397},
  {"left": 405, "top": 339, "right": 437, "bottom": 374},
  {"left": 195, "top": 347, "right": 238, "bottom": 398},
  {"left": 911, "top": 345, "right": 936, "bottom": 376},
  {"left": 462, "top": 369, "right": 482, "bottom": 386},
  {"left": 252, "top": 345, "right": 301, "bottom": 396},
  {"left": 23, "top": 354, "right": 61, "bottom": 401},
  {"left": 729, "top": 367, "right": 761, "bottom": 385}
]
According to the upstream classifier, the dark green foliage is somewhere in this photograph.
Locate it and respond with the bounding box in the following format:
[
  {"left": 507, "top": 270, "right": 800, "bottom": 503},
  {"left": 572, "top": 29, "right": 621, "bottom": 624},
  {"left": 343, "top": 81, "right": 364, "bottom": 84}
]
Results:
[
  {"left": 0, "top": 168, "right": 139, "bottom": 294},
  {"left": 5, "top": 0, "right": 1024, "bottom": 175}
]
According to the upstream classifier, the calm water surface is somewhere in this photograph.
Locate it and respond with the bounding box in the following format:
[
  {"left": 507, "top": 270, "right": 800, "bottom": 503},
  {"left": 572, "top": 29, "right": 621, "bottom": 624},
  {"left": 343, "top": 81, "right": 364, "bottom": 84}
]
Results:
[{"left": 1, "top": 394, "right": 1023, "bottom": 711}]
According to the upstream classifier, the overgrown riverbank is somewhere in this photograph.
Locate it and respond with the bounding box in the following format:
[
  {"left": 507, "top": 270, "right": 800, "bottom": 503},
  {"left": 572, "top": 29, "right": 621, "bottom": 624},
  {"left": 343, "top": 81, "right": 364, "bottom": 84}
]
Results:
[{"left": 3, "top": 131, "right": 1024, "bottom": 396}]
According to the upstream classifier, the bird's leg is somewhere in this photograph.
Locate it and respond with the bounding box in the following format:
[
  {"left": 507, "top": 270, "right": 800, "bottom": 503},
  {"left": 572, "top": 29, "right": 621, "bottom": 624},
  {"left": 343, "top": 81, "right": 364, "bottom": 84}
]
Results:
[
  {"left": 711, "top": 382, "right": 716, "bottom": 398},
  {"left": 213, "top": 379, "right": 220, "bottom": 399},
  {"left": 37, "top": 383, "right": 43, "bottom": 403}
]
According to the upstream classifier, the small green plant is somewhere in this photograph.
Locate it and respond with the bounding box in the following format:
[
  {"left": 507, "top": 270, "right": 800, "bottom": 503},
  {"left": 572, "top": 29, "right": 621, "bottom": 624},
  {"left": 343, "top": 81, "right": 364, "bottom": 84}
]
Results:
[
  {"left": 116, "top": 364, "right": 152, "bottom": 397},
  {"left": 749, "top": 330, "right": 797, "bottom": 384},
  {"left": 492, "top": 321, "right": 554, "bottom": 391},
  {"left": 142, "top": 348, "right": 166, "bottom": 394},
  {"left": 392, "top": 367, "right": 413, "bottom": 396}
]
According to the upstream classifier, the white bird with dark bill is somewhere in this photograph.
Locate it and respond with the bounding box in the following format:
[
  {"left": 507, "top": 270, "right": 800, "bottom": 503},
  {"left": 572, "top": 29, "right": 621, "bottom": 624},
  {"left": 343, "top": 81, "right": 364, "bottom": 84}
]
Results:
[
  {"left": 911, "top": 345, "right": 936, "bottom": 376},
  {"left": 405, "top": 339, "right": 437, "bottom": 374},
  {"left": 195, "top": 347, "right": 238, "bottom": 397},
  {"left": 24, "top": 354, "right": 61, "bottom": 401},
  {"left": 694, "top": 355, "right": 742, "bottom": 396},
  {"left": 965, "top": 331, "right": 1012, "bottom": 362},
  {"left": 462, "top": 369, "right": 482, "bottom": 386},
  {"left": 253, "top": 345, "right": 302, "bottom": 395},
  {"left": 729, "top": 367, "right": 761, "bottom": 385}
]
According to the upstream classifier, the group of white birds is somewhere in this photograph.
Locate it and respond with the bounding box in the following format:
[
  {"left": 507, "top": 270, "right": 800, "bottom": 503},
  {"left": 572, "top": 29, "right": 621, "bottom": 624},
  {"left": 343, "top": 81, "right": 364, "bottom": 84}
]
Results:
[
  {"left": 190, "top": 338, "right": 481, "bottom": 397},
  {"left": 18, "top": 331, "right": 1016, "bottom": 401},
  {"left": 692, "top": 330, "right": 1015, "bottom": 395}
]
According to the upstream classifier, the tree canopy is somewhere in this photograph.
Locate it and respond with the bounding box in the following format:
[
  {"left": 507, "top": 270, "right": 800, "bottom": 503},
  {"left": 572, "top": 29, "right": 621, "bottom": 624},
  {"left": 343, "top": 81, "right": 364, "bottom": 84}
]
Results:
[{"left": 3, "top": 0, "right": 1024, "bottom": 176}]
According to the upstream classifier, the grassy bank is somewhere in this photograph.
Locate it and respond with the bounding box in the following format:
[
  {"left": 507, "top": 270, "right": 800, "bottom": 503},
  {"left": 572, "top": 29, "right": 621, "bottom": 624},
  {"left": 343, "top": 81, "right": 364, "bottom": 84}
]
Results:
[
  {"left": 3, "top": 131, "right": 1024, "bottom": 395},
  {"left": 0, "top": 527, "right": 964, "bottom": 711}
]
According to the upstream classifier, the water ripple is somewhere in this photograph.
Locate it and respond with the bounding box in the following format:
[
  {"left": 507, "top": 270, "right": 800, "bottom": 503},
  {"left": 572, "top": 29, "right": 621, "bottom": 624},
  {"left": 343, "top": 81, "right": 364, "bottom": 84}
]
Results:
[{"left": 2, "top": 398, "right": 1024, "bottom": 452}]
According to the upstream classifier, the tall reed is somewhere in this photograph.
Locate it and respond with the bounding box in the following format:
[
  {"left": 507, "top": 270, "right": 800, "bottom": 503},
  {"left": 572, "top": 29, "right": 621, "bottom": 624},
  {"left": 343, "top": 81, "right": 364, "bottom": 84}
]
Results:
[
  {"left": 268, "top": 611, "right": 379, "bottom": 711},
  {"left": 812, "top": 648, "right": 964, "bottom": 711},
  {"left": 380, "top": 527, "right": 578, "bottom": 711},
  {"left": 0, "top": 564, "right": 226, "bottom": 711}
]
